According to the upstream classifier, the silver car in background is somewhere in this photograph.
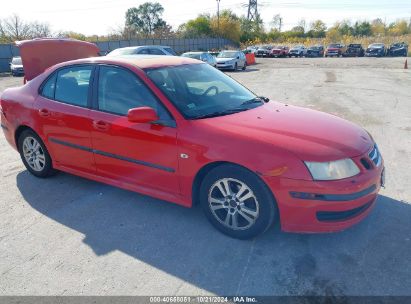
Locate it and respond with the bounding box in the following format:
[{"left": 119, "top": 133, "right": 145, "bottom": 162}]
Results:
[
  {"left": 181, "top": 52, "right": 217, "bottom": 67},
  {"left": 216, "top": 50, "right": 247, "bottom": 71},
  {"left": 107, "top": 45, "right": 177, "bottom": 56},
  {"left": 9, "top": 56, "right": 24, "bottom": 76}
]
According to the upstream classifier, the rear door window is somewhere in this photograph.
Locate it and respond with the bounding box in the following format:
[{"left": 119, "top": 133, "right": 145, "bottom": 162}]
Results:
[
  {"left": 41, "top": 73, "right": 57, "bottom": 99},
  {"left": 54, "top": 66, "right": 93, "bottom": 107}
]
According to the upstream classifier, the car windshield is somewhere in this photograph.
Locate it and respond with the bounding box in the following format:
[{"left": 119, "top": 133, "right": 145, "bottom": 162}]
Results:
[
  {"left": 182, "top": 53, "right": 202, "bottom": 60},
  {"left": 370, "top": 44, "right": 384, "bottom": 48},
  {"left": 107, "top": 48, "right": 137, "bottom": 56},
  {"left": 163, "top": 47, "right": 177, "bottom": 55},
  {"left": 217, "top": 51, "right": 238, "bottom": 58},
  {"left": 328, "top": 44, "right": 340, "bottom": 48},
  {"left": 145, "top": 63, "right": 262, "bottom": 119},
  {"left": 12, "top": 57, "right": 22, "bottom": 65}
]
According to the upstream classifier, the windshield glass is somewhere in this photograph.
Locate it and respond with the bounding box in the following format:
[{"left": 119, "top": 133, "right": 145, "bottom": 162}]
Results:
[
  {"left": 12, "top": 57, "right": 22, "bottom": 65},
  {"left": 328, "top": 44, "right": 340, "bottom": 48},
  {"left": 164, "top": 47, "right": 177, "bottom": 55},
  {"left": 217, "top": 51, "right": 238, "bottom": 58},
  {"left": 370, "top": 44, "right": 384, "bottom": 48},
  {"left": 107, "top": 48, "right": 137, "bottom": 56},
  {"left": 182, "top": 53, "right": 202, "bottom": 60},
  {"left": 146, "top": 63, "right": 262, "bottom": 119}
]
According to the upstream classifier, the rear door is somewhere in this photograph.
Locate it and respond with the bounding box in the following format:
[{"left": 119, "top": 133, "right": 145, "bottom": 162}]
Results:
[{"left": 35, "top": 65, "right": 96, "bottom": 174}]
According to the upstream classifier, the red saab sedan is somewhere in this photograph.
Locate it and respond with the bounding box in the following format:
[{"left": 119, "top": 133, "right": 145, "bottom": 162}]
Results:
[{"left": 0, "top": 39, "right": 384, "bottom": 239}]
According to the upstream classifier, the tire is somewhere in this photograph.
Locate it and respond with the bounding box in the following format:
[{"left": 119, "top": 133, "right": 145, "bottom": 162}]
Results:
[
  {"left": 200, "top": 164, "right": 277, "bottom": 239},
  {"left": 233, "top": 63, "right": 238, "bottom": 71},
  {"left": 242, "top": 62, "right": 247, "bottom": 70},
  {"left": 18, "top": 129, "right": 56, "bottom": 178}
]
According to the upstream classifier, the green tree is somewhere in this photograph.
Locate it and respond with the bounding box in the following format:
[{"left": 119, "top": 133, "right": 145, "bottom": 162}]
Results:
[
  {"left": 388, "top": 20, "right": 409, "bottom": 36},
  {"left": 182, "top": 15, "right": 212, "bottom": 38},
  {"left": 308, "top": 20, "right": 327, "bottom": 38},
  {"left": 210, "top": 10, "right": 241, "bottom": 42},
  {"left": 337, "top": 20, "right": 354, "bottom": 36},
  {"left": 353, "top": 21, "right": 372, "bottom": 36},
  {"left": 125, "top": 2, "right": 167, "bottom": 38},
  {"left": 371, "top": 18, "right": 386, "bottom": 36},
  {"left": 240, "top": 14, "right": 264, "bottom": 42}
]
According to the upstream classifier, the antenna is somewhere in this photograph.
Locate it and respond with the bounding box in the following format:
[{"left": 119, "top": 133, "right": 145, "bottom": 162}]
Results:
[{"left": 247, "top": 0, "right": 258, "bottom": 22}]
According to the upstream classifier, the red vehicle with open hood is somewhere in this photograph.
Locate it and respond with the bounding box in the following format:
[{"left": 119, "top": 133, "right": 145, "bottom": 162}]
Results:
[{"left": 0, "top": 39, "right": 384, "bottom": 239}]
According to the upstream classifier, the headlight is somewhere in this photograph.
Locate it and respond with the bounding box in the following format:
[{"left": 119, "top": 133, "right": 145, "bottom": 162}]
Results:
[{"left": 304, "top": 159, "right": 360, "bottom": 181}]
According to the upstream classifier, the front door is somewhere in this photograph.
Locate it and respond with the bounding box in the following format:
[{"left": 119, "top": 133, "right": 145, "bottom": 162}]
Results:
[{"left": 89, "top": 65, "right": 179, "bottom": 195}]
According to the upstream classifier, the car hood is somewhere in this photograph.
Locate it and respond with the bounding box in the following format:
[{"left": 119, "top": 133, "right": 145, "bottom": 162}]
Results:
[
  {"left": 16, "top": 38, "right": 100, "bottom": 81},
  {"left": 197, "top": 102, "right": 373, "bottom": 161},
  {"left": 216, "top": 57, "right": 235, "bottom": 62}
]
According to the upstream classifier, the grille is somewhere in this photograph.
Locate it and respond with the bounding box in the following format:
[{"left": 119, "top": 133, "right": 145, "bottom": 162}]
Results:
[{"left": 368, "top": 145, "right": 381, "bottom": 167}]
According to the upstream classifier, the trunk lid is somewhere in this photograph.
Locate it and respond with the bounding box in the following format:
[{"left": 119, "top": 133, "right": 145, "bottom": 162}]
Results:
[{"left": 16, "top": 38, "right": 100, "bottom": 81}]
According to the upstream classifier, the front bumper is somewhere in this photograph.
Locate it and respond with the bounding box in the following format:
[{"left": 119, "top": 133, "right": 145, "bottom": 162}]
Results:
[
  {"left": 216, "top": 63, "right": 235, "bottom": 70},
  {"left": 263, "top": 155, "right": 384, "bottom": 233}
]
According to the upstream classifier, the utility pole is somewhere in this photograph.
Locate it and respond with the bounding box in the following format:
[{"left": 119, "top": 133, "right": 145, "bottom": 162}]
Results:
[
  {"left": 247, "top": 0, "right": 258, "bottom": 22},
  {"left": 216, "top": 0, "right": 221, "bottom": 49}
]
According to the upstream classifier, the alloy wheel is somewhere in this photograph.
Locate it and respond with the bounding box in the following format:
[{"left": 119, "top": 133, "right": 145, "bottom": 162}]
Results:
[
  {"left": 208, "top": 178, "right": 259, "bottom": 230},
  {"left": 22, "top": 136, "right": 46, "bottom": 172}
]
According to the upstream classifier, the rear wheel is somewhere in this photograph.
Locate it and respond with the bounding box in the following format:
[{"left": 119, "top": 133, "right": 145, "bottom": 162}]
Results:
[
  {"left": 18, "top": 130, "right": 56, "bottom": 178},
  {"left": 200, "top": 164, "right": 277, "bottom": 239}
]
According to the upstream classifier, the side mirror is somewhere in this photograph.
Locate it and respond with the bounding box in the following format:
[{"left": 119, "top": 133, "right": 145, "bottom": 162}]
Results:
[{"left": 127, "top": 107, "right": 159, "bottom": 123}]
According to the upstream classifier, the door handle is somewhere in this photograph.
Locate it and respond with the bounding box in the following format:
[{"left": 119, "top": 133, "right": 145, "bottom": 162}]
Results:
[
  {"left": 38, "top": 108, "right": 50, "bottom": 117},
  {"left": 92, "top": 120, "right": 109, "bottom": 131}
]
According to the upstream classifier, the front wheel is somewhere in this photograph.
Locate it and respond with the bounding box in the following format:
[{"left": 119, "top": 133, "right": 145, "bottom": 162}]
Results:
[
  {"left": 242, "top": 62, "right": 247, "bottom": 70},
  {"left": 18, "top": 129, "right": 56, "bottom": 178},
  {"left": 200, "top": 164, "right": 277, "bottom": 239}
]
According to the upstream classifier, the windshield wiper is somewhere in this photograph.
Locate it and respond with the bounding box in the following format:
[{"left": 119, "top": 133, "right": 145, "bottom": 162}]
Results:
[
  {"left": 240, "top": 96, "right": 269, "bottom": 106},
  {"left": 192, "top": 108, "right": 249, "bottom": 119}
]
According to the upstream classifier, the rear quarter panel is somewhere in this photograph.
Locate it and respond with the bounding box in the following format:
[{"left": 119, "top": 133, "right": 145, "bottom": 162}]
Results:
[{"left": 0, "top": 77, "right": 44, "bottom": 149}]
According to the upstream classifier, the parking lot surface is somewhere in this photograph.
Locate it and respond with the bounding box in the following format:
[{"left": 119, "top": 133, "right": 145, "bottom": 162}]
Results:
[{"left": 0, "top": 58, "right": 410, "bottom": 296}]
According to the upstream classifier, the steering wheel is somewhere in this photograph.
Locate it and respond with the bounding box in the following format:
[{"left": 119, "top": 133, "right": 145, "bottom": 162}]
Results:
[{"left": 202, "top": 86, "right": 219, "bottom": 96}]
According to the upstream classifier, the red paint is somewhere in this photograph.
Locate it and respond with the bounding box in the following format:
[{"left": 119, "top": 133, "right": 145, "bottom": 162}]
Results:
[
  {"left": 0, "top": 39, "right": 384, "bottom": 233},
  {"left": 270, "top": 47, "right": 289, "bottom": 57}
]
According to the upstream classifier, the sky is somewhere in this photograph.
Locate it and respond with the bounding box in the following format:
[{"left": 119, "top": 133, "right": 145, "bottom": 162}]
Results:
[{"left": 0, "top": 0, "right": 410, "bottom": 36}]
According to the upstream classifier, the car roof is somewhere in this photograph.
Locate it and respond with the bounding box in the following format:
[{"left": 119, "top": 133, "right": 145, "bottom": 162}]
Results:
[
  {"left": 55, "top": 55, "right": 201, "bottom": 70},
  {"left": 114, "top": 45, "right": 171, "bottom": 50}
]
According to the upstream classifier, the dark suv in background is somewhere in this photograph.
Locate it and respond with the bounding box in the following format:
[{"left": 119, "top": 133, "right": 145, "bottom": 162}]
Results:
[
  {"left": 365, "top": 43, "right": 386, "bottom": 57},
  {"left": 387, "top": 42, "right": 408, "bottom": 57},
  {"left": 306, "top": 45, "right": 324, "bottom": 57},
  {"left": 343, "top": 44, "right": 365, "bottom": 57}
]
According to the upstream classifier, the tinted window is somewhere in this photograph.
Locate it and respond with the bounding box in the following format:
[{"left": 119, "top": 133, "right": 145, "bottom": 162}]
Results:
[
  {"left": 137, "top": 48, "right": 150, "bottom": 54},
  {"left": 97, "top": 66, "right": 171, "bottom": 120},
  {"left": 163, "top": 47, "right": 177, "bottom": 55},
  {"left": 41, "top": 73, "right": 57, "bottom": 99},
  {"left": 54, "top": 66, "right": 92, "bottom": 107},
  {"left": 149, "top": 48, "right": 166, "bottom": 55}
]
